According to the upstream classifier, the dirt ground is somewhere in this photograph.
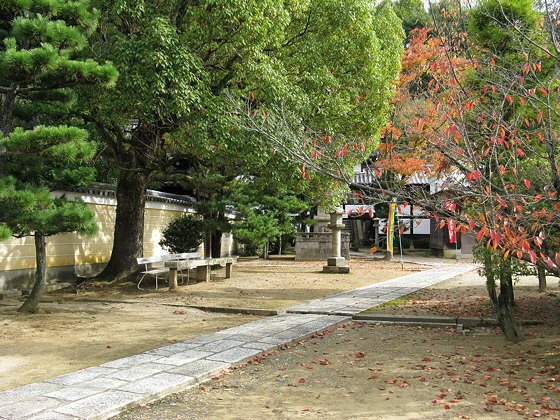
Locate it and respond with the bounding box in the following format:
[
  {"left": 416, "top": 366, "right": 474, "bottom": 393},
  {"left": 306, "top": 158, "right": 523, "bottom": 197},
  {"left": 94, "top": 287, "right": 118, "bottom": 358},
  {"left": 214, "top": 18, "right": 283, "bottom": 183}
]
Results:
[
  {"left": 3, "top": 255, "right": 560, "bottom": 419},
  {"left": 115, "top": 268, "right": 560, "bottom": 420},
  {"left": 0, "top": 255, "right": 424, "bottom": 391}
]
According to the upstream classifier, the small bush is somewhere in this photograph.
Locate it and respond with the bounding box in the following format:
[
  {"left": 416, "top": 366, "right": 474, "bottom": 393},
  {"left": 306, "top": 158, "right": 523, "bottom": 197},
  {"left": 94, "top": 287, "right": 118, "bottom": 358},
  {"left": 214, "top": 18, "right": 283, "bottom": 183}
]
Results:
[
  {"left": 159, "top": 214, "right": 206, "bottom": 253},
  {"left": 397, "top": 236, "right": 412, "bottom": 249},
  {"left": 239, "top": 242, "right": 263, "bottom": 257}
]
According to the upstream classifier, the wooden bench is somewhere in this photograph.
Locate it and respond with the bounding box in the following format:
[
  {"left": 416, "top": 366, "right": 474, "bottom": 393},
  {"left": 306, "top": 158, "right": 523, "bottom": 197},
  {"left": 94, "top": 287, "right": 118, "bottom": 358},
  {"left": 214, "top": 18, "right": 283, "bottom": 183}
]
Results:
[
  {"left": 136, "top": 252, "right": 202, "bottom": 290},
  {"left": 164, "top": 256, "right": 238, "bottom": 290}
]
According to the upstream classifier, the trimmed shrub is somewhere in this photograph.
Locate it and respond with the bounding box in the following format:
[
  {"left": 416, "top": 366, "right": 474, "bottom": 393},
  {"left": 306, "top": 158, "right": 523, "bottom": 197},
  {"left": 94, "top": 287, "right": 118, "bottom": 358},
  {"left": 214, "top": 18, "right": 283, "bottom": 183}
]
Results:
[{"left": 159, "top": 214, "right": 207, "bottom": 253}]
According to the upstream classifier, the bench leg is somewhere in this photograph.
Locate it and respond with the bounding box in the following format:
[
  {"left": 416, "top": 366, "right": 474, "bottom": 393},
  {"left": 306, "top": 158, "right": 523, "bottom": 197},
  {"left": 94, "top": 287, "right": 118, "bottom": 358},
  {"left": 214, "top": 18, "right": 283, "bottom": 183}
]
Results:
[
  {"left": 137, "top": 274, "right": 147, "bottom": 290},
  {"left": 196, "top": 266, "right": 210, "bottom": 282},
  {"left": 225, "top": 263, "right": 232, "bottom": 278},
  {"left": 168, "top": 268, "right": 178, "bottom": 290}
]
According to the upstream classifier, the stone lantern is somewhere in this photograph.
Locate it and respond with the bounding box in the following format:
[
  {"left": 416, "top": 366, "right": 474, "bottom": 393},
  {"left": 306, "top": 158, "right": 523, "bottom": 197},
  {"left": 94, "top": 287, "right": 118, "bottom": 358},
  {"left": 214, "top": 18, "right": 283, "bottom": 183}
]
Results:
[{"left": 323, "top": 207, "right": 350, "bottom": 273}]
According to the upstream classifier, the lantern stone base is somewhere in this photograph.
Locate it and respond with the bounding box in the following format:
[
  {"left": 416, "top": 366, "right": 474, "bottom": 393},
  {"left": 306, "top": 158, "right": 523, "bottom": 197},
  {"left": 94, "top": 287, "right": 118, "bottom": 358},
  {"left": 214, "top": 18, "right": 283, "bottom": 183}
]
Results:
[
  {"left": 295, "top": 232, "right": 350, "bottom": 261},
  {"left": 323, "top": 257, "right": 350, "bottom": 273}
]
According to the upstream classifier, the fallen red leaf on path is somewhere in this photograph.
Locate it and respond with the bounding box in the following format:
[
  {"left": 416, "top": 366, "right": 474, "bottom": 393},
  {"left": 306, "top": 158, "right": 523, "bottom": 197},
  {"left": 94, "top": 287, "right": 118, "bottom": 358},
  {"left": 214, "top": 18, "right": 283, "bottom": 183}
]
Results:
[{"left": 486, "top": 395, "right": 498, "bottom": 403}]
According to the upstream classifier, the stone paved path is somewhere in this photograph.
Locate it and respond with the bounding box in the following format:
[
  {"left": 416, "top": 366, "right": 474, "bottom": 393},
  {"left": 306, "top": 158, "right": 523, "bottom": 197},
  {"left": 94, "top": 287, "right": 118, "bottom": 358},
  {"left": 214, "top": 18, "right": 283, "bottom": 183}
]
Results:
[{"left": 0, "top": 264, "right": 476, "bottom": 420}]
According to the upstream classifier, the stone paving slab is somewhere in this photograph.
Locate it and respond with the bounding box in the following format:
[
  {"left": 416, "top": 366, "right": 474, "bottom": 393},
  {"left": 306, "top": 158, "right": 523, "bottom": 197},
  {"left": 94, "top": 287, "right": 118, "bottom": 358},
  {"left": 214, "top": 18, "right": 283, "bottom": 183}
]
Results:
[
  {"left": 0, "top": 264, "right": 476, "bottom": 420},
  {"left": 254, "top": 335, "right": 298, "bottom": 345},
  {"left": 28, "top": 412, "right": 78, "bottom": 420},
  {"left": 0, "top": 383, "right": 61, "bottom": 407},
  {"left": 106, "top": 363, "right": 171, "bottom": 382},
  {"left": 54, "top": 390, "right": 143, "bottom": 419},
  {"left": 207, "top": 332, "right": 264, "bottom": 342},
  {"left": 80, "top": 378, "right": 128, "bottom": 391},
  {"left": 142, "top": 342, "right": 201, "bottom": 356},
  {"left": 118, "top": 373, "right": 195, "bottom": 396},
  {"left": 100, "top": 354, "right": 163, "bottom": 369},
  {"left": 45, "top": 367, "right": 118, "bottom": 387},
  {"left": 0, "top": 397, "right": 60, "bottom": 419},
  {"left": 44, "top": 387, "right": 102, "bottom": 402},
  {"left": 206, "top": 347, "right": 264, "bottom": 363},
  {"left": 196, "top": 339, "right": 246, "bottom": 353},
  {"left": 151, "top": 349, "right": 212, "bottom": 366},
  {"left": 241, "top": 341, "right": 278, "bottom": 351},
  {"left": 168, "top": 359, "right": 231, "bottom": 379}
]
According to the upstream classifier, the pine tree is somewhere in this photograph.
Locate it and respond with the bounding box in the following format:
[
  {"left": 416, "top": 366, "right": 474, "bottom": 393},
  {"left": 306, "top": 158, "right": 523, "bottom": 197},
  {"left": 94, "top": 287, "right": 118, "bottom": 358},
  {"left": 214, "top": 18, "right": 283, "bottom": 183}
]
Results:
[{"left": 0, "top": 0, "right": 117, "bottom": 313}]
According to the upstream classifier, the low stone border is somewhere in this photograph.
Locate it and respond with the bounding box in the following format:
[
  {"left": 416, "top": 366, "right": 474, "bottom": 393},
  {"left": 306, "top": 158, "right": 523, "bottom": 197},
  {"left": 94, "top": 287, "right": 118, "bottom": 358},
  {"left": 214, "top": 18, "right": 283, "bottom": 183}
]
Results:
[{"left": 354, "top": 313, "right": 543, "bottom": 328}]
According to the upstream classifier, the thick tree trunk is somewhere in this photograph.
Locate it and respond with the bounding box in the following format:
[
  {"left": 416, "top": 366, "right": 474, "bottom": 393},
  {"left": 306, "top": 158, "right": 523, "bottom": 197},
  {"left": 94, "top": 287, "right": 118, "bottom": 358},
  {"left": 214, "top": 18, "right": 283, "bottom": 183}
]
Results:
[
  {"left": 262, "top": 241, "right": 269, "bottom": 259},
  {"left": 500, "top": 263, "right": 515, "bottom": 308},
  {"left": 487, "top": 278, "right": 521, "bottom": 342},
  {"left": 203, "top": 210, "right": 223, "bottom": 258},
  {"left": 96, "top": 170, "right": 149, "bottom": 280},
  {"left": 211, "top": 230, "right": 222, "bottom": 258},
  {"left": 491, "top": 291, "right": 522, "bottom": 343},
  {"left": 537, "top": 266, "right": 546, "bottom": 292},
  {"left": 18, "top": 234, "right": 47, "bottom": 313},
  {"left": 484, "top": 253, "right": 522, "bottom": 343}
]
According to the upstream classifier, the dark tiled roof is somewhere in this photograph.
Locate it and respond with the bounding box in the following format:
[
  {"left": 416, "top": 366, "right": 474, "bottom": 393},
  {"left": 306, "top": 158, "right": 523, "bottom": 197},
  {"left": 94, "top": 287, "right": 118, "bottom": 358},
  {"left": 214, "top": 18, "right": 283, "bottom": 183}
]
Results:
[{"left": 75, "top": 182, "right": 196, "bottom": 206}]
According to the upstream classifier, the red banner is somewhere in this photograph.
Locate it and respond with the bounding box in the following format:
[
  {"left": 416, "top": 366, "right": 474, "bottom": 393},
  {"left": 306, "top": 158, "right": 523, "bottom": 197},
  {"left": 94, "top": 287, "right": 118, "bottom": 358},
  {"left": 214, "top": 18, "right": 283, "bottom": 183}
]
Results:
[
  {"left": 445, "top": 201, "right": 456, "bottom": 244},
  {"left": 447, "top": 219, "right": 456, "bottom": 244}
]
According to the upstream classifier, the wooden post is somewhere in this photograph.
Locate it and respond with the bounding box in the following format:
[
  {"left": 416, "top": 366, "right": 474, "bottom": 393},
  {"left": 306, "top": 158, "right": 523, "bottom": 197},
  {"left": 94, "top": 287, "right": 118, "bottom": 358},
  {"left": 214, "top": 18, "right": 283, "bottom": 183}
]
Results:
[{"left": 225, "top": 262, "right": 232, "bottom": 278}]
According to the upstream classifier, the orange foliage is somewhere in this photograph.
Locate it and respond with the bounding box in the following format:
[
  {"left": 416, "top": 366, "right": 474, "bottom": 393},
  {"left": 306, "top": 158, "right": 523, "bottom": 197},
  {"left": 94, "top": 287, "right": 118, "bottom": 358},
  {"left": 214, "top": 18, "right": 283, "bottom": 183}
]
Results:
[{"left": 378, "top": 28, "right": 472, "bottom": 177}]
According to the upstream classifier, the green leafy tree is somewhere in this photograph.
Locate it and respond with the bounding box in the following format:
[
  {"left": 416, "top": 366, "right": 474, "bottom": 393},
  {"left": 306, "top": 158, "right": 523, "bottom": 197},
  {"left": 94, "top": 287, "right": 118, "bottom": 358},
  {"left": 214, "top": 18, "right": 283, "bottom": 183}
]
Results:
[
  {"left": 0, "top": 0, "right": 117, "bottom": 313},
  {"left": 84, "top": 0, "right": 404, "bottom": 279},
  {"left": 83, "top": 0, "right": 205, "bottom": 278},
  {"left": 468, "top": 0, "right": 539, "bottom": 57},
  {"left": 232, "top": 192, "right": 310, "bottom": 258},
  {"left": 198, "top": 173, "right": 311, "bottom": 258},
  {"left": 227, "top": 0, "right": 404, "bottom": 210},
  {"left": 86, "top": 0, "right": 287, "bottom": 275},
  {"left": 393, "top": 0, "right": 431, "bottom": 42}
]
